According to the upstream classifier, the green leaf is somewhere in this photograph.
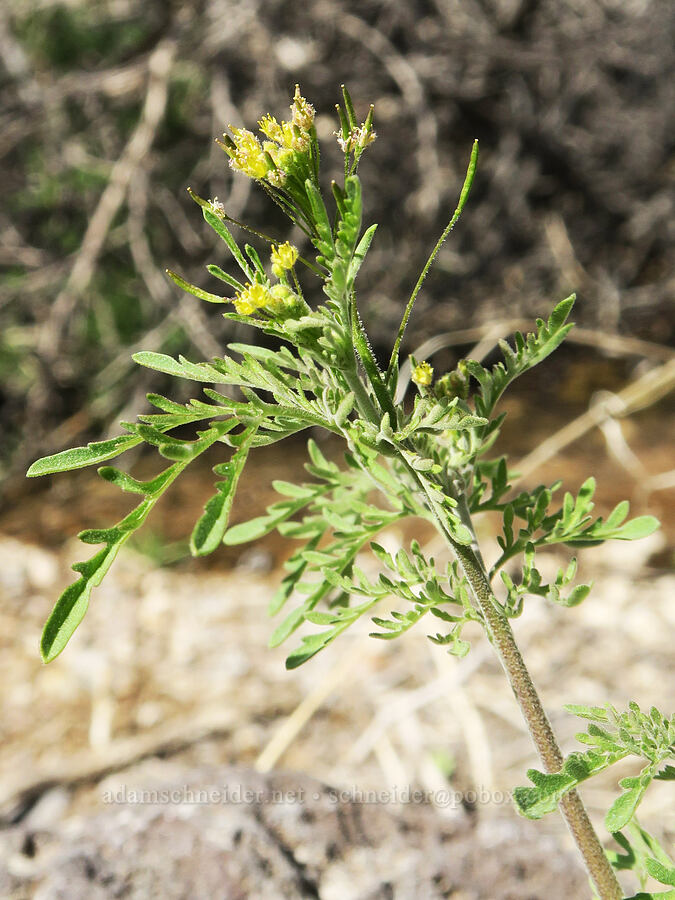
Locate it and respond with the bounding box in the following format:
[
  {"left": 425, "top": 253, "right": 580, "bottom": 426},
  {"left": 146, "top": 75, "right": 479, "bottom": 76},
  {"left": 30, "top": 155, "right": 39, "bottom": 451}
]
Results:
[
  {"left": 190, "top": 427, "right": 257, "bottom": 556},
  {"left": 387, "top": 140, "right": 478, "bottom": 386},
  {"left": 304, "top": 178, "right": 334, "bottom": 259},
  {"left": 608, "top": 515, "right": 660, "bottom": 541},
  {"left": 466, "top": 294, "right": 576, "bottom": 422},
  {"left": 207, "top": 264, "right": 245, "bottom": 292},
  {"left": 561, "top": 583, "right": 592, "bottom": 607},
  {"left": 605, "top": 775, "right": 651, "bottom": 832},
  {"left": 189, "top": 188, "right": 254, "bottom": 280},
  {"left": 645, "top": 859, "right": 675, "bottom": 888},
  {"left": 244, "top": 243, "right": 266, "bottom": 279},
  {"left": 284, "top": 598, "right": 377, "bottom": 668},
  {"left": 97, "top": 465, "right": 177, "bottom": 496},
  {"left": 566, "top": 514, "right": 660, "bottom": 546},
  {"left": 285, "top": 629, "right": 335, "bottom": 669},
  {"left": 349, "top": 289, "right": 398, "bottom": 424},
  {"left": 269, "top": 605, "right": 307, "bottom": 648},
  {"left": 133, "top": 352, "right": 227, "bottom": 383},
  {"left": 223, "top": 515, "right": 275, "bottom": 545},
  {"left": 166, "top": 269, "right": 229, "bottom": 304},
  {"left": 349, "top": 222, "right": 377, "bottom": 283},
  {"left": 27, "top": 434, "right": 142, "bottom": 476},
  {"left": 40, "top": 491, "right": 165, "bottom": 663},
  {"left": 513, "top": 751, "right": 613, "bottom": 819},
  {"left": 268, "top": 533, "right": 324, "bottom": 617},
  {"left": 39, "top": 423, "right": 230, "bottom": 662},
  {"left": 224, "top": 485, "right": 326, "bottom": 545},
  {"left": 341, "top": 84, "right": 358, "bottom": 129}
]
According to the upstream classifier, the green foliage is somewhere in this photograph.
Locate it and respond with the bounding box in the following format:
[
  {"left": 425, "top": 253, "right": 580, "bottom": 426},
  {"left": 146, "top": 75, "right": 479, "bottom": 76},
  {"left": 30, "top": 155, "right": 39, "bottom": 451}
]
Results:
[
  {"left": 514, "top": 703, "right": 675, "bottom": 831},
  {"left": 490, "top": 476, "right": 659, "bottom": 580},
  {"left": 38, "top": 419, "right": 235, "bottom": 662},
  {"left": 28, "top": 86, "right": 669, "bottom": 894},
  {"left": 465, "top": 296, "right": 576, "bottom": 422},
  {"left": 28, "top": 86, "right": 660, "bottom": 668},
  {"left": 605, "top": 823, "right": 675, "bottom": 898}
]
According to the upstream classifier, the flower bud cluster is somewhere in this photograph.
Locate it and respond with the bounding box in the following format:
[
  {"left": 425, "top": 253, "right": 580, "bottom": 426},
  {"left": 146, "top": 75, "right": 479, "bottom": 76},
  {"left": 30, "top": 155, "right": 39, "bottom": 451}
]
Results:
[
  {"left": 434, "top": 361, "right": 470, "bottom": 401},
  {"left": 233, "top": 281, "right": 302, "bottom": 319},
  {"left": 222, "top": 86, "right": 315, "bottom": 187}
]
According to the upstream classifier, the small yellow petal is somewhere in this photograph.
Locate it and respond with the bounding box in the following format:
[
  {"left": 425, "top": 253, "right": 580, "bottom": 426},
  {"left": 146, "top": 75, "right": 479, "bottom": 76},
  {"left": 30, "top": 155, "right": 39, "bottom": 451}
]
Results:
[
  {"left": 271, "top": 242, "right": 299, "bottom": 272},
  {"left": 411, "top": 361, "right": 434, "bottom": 388}
]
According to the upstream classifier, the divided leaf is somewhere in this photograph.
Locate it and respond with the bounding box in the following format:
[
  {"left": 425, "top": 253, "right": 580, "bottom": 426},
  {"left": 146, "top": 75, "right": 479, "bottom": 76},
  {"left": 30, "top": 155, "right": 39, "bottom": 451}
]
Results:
[
  {"left": 514, "top": 702, "right": 675, "bottom": 829},
  {"left": 190, "top": 426, "right": 257, "bottom": 556},
  {"left": 466, "top": 295, "right": 576, "bottom": 422},
  {"left": 38, "top": 422, "right": 231, "bottom": 662}
]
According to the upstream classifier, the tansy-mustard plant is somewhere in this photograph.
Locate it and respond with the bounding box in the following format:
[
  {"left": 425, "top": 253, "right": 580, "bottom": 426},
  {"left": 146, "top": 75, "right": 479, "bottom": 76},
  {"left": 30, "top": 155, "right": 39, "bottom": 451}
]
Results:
[{"left": 28, "top": 86, "right": 673, "bottom": 900}]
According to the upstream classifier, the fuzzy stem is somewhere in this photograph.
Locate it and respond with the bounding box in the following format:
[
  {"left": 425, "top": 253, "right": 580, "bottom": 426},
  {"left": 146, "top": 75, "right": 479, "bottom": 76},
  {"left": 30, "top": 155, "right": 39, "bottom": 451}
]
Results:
[
  {"left": 451, "top": 540, "right": 623, "bottom": 900},
  {"left": 400, "top": 467, "right": 621, "bottom": 897},
  {"left": 342, "top": 364, "right": 379, "bottom": 425}
]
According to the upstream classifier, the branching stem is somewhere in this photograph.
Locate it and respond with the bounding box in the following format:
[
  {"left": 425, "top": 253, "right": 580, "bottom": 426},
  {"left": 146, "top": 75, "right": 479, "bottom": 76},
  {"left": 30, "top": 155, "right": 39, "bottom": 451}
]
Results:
[{"left": 399, "top": 461, "right": 622, "bottom": 899}]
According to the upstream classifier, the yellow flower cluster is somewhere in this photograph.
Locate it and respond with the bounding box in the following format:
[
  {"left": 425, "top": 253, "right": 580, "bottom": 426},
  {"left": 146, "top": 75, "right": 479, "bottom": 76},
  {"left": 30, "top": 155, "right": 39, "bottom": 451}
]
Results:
[
  {"left": 270, "top": 241, "right": 299, "bottom": 277},
  {"left": 224, "top": 86, "right": 314, "bottom": 186},
  {"left": 411, "top": 360, "right": 434, "bottom": 388},
  {"left": 233, "top": 281, "right": 298, "bottom": 318}
]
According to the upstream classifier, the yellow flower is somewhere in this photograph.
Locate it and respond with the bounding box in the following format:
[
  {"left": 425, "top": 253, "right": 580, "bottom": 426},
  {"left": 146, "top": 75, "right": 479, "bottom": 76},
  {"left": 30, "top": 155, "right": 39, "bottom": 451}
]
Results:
[
  {"left": 271, "top": 242, "right": 299, "bottom": 277},
  {"left": 232, "top": 281, "right": 302, "bottom": 319},
  {"left": 260, "top": 116, "right": 306, "bottom": 153},
  {"left": 233, "top": 295, "right": 257, "bottom": 315},
  {"left": 226, "top": 127, "right": 272, "bottom": 180},
  {"left": 225, "top": 87, "right": 315, "bottom": 187},
  {"left": 412, "top": 361, "right": 434, "bottom": 388},
  {"left": 258, "top": 115, "right": 284, "bottom": 143},
  {"left": 233, "top": 282, "right": 273, "bottom": 315},
  {"left": 291, "top": 85, "right": 315, "bottom": 132}
]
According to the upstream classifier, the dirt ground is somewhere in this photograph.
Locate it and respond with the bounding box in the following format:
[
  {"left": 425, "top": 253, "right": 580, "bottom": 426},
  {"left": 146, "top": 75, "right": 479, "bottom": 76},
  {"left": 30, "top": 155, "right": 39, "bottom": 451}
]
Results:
[{"left": 0, "top": 381, "right": 673, "bottom": 897}]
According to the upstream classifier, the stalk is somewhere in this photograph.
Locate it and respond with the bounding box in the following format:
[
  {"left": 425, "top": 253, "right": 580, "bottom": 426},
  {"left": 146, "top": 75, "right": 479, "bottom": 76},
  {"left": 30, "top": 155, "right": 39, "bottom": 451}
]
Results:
[
  {"left": 403, "top": 469, "right": 622, "bottom": 898},
  {"left": 451, "top": 539, "right": 623, "bottom": 900},
  {"left": 342, "top": 363, "right": 379, "bottom": 425}
]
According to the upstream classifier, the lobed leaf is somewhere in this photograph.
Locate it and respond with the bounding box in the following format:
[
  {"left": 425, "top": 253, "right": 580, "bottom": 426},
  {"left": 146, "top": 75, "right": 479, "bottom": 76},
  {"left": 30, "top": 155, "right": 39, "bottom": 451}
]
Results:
[
  {"left": 133, "top": 351, "right": 227, "bottom": 383},
  {"left": 27, "top": 434, "right": 142, "bottom": 477},
  {"left": 190, "top": 427, "right": 257, "bottom": 556},
  {"left": 39, "top": 423, "right": 231, "bottom": 662}
]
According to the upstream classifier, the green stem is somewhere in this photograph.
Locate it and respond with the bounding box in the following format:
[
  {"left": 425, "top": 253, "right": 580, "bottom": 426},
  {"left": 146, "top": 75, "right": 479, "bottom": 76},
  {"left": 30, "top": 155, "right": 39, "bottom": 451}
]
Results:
[
  {"left": 342, "top": 364, "right": 379, "bottom": 425},
  {"left": 386, "top": 140, "right": 479, "bottom": 386}
]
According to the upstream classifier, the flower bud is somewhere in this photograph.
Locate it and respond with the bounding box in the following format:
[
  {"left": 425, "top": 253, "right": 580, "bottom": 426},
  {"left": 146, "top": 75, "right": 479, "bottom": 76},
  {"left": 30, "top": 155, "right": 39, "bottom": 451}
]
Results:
[
  {"left": 271, "top": 242, "right": 299, "bottom": 277},
  {"left": 434, "top": 360, "right": 470, "bottom": 401},
  {"left": 411, "top": 361, "right": 434, "bottom": 388}
]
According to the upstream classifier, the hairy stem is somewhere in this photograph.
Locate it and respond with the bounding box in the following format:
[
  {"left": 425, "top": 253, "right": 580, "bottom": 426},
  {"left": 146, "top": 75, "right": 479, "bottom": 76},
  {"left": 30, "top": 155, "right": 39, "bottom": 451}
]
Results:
[
  {"left": 399, "top": 464, "right": 621, "bottom": 897},
  {"left": 452, "top": 540, "right": 623, "bottom": 900},
  {"left": 342, "top": 364, "right": 379, "bottom": 425}
]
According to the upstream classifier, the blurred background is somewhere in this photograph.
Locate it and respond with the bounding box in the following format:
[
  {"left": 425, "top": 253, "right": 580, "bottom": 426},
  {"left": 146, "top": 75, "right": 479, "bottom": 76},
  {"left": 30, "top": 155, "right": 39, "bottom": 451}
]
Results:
[{"left": 0, "top": 0, "right": 674, "bottom": 896}]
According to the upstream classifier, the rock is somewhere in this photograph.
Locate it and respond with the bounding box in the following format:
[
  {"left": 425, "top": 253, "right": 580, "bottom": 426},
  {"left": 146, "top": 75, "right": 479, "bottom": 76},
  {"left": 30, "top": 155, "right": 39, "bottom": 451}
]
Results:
[{"left": 0, "top": 764, "right": 587, "bottom": 899}]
